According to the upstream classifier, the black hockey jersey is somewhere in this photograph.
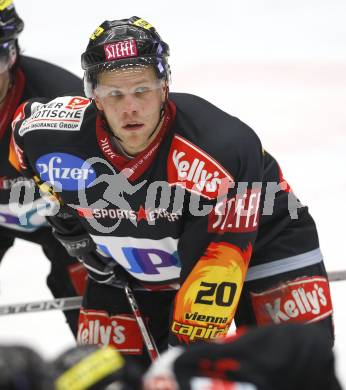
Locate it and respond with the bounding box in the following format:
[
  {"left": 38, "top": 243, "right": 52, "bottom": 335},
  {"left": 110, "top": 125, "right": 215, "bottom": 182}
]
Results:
[
  {"left": 11, "top": 93, "right": 333, "bottom": 346},
  {"left": 1, "top": 55, "right": 83, "bottom": 232}
]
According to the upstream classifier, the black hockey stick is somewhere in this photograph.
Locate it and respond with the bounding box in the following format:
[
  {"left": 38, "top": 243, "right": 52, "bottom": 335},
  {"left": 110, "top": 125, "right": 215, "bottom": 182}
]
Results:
[
  {"left": 117, "top": 268, "right": 160, "bottom": 362},
  {"left": 1, "top": 269, "right": 345, "bottom": 317},
  {"left": 0, "top": 285, "right": 160, "bottom": 361},
  {"left": 0, "top": 296, "right": 82, "bottom": 316},
  {"left": 1, "top": 269, "right": 345, "bottom": 316},
  {"left": 327, "top": 270, "right": 346, "bottom": 282}
]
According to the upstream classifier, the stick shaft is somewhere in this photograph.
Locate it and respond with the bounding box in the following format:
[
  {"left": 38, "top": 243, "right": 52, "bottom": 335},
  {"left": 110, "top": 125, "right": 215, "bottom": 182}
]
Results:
[
  {"left": 0, "top": 269, "right": 344, "bottom": 317},
  {"left": 327, "top": 270, "right": 346, "bottom": 282},
  {"left": 0, "top": 296, "right": 82, "bottom": 316},
  {"left": 123, "top": 283, "right": 159, "bottom": 361}
]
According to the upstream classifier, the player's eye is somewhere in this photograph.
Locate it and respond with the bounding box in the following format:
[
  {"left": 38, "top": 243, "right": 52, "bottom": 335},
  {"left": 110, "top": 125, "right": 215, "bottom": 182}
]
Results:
[
  {"left": 108, "top": 90, "right": 123, "bottom": 98},
  {"left": 134, "top": 86, "right": 150, "bottom": 95}
]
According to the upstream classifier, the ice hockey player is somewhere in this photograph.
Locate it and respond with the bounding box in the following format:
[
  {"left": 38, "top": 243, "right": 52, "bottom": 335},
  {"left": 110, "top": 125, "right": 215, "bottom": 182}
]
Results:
[
  {"left": 0, "top": 345, "right": 52, "bottom": 389},
  {"left": 0, "top": 1, "right": 86, "bottom": 336},
  {"left": 51, "top": 324, "right": 341, "bottom": 390},
  {"left": 142, "top": 323, "right": 342, "bottom": 390},
  {"left": 0, "top": 324, "right": 342, "bottom": 390},
  {"left": 10, "top": 16, "right": 334, "bottom": 366},
  {"left": 52, "top": 344, "right": 143, "bottom": 390}
]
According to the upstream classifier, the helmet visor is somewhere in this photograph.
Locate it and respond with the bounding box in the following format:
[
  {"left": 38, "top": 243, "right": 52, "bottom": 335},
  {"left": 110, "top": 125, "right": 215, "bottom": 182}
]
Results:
[
  {"left": 92, "top": 67, "right": 166, "bottom": 118},
  {"left": 0, "top": 41, "right": 17, "bottom": 73},
  {"left": 94, "top": 72, "right": 164, "bottom": 99},
  {"left": 84, "top": 62, "right": 169, "bottom": 98}
]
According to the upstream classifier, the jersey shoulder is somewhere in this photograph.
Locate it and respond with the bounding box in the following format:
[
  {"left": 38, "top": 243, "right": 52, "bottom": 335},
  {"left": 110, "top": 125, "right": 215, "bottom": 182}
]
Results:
[
  {"left": 11, "top": 96, "right": 97, "bottom": 175},
  {"left": 13, "top": 95, "right": 96, "bottom": 146},
  {"left": 19, "top": 55, "right": 84, "bottom": 99},
  {"left": 169, "top": 92, "right": 263, "bottom": 180}
]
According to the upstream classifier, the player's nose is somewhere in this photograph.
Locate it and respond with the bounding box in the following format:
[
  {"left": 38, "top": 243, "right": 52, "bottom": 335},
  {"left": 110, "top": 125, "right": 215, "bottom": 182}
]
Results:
[{"left": 121, "top": 93, "right": 139, "bottom": 114}]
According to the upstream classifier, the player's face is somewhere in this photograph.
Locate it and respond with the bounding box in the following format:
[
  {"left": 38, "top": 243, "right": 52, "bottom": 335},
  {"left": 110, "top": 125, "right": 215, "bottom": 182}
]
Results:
[
  {"left": 0, "top": 41, "right": 15, "bottom": 106},
  {"left": 94, "top": 66, "right": 167, "bottom": 156},
  {"left": 0, "top": 70, "right": 10, "bottom": 107}
]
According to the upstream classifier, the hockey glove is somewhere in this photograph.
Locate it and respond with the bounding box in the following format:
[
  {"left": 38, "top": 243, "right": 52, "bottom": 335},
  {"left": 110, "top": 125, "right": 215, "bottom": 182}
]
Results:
[
  {"left": 52, "top": 229, "right": 96, "bottom": 257},
  {"left": 78, "top": 248, "right": 118, "bottom": 285},
  {"left": 52, "top": 229, "right": 119, "bottom": 285}
]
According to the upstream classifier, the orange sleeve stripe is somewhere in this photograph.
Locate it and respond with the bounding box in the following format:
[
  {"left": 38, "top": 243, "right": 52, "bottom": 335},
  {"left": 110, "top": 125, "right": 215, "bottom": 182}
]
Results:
[
  {"left": 9, "top": 135, "right": 21, "bottom": 172},
  {"left": 8, "top": 101, "right": 28, "bottom": 172}
]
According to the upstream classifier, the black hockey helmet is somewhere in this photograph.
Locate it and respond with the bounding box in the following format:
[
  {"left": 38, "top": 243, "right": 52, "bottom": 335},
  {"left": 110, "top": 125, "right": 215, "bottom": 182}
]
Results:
[
  {"left": 81, "top": 16, "right": 170, "bottom": 97},
  {"left": 0, "top": 1, "right": 24, "bottom": 43},
  {"left": 0, "top": 1, "right": 24, "bottom": 71},
  {"left": 0, "top": 345, "right": 53, "bottom": 389}
]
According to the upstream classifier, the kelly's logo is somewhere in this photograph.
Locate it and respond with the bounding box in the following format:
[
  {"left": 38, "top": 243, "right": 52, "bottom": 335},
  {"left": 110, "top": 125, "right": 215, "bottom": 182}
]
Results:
[
  {"left": 78, "top": 310, "right": 143, "bottom": 354},
  {"left": 251, "top": 276, "right": 333, "bottom": 325},
  {"left": 167, "top": 135, "right": 234, "bottom": 200}
]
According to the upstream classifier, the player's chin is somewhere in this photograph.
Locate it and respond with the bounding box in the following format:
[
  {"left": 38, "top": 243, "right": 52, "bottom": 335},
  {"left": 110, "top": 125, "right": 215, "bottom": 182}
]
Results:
[
  {"left": 123, "top": 135, "right": 149, "bottom": 152},
  {"left": 128, "top": 128, "right": 151, "bottom": 141}
]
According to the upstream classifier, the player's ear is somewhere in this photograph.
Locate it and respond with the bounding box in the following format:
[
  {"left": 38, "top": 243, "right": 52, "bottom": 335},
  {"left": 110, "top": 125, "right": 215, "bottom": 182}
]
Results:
[
  {"left": 94, "top": 95, "right": 104, "bottom": 111},
  {"left": 161, "top": 80, "right": 168, "bottom": 102}
]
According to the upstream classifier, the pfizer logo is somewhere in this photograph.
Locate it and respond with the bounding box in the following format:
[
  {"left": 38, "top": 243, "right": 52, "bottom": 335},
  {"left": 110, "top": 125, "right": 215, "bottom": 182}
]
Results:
[{"left": 35, "top": 153, "right": 96, "bottom": 191}]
